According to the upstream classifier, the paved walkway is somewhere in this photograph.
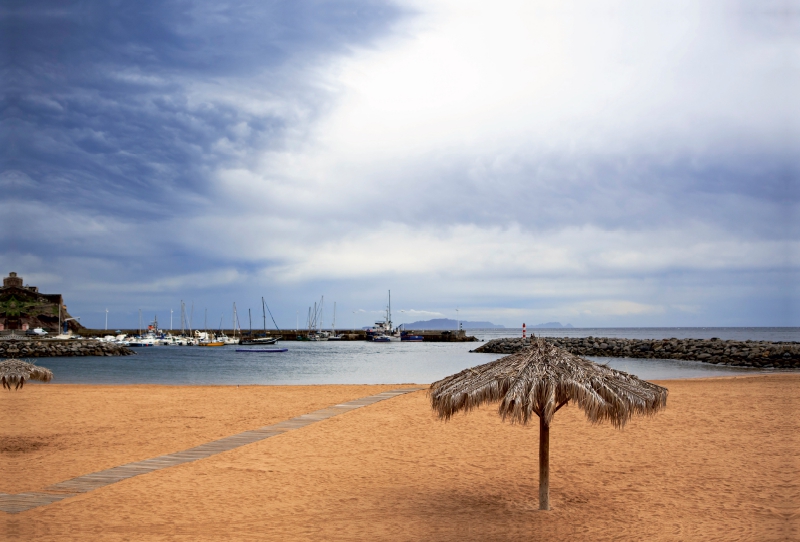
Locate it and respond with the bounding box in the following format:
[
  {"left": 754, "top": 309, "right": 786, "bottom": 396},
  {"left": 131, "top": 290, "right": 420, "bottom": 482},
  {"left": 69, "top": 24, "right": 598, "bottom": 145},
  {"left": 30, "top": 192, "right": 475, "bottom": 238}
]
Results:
[{"left": 0, "top": 387, "right": 424, "bottom": 514}]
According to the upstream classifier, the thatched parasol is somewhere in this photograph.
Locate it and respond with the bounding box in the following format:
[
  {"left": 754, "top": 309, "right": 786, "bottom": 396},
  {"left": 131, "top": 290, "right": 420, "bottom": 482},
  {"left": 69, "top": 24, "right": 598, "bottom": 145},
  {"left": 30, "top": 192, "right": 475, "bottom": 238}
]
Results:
[
  {"left": 0, "top": 358, "right": 54, "bottom": 390},
  {"left": 430, "top": 337, "right": 668, "bottom": 510}
]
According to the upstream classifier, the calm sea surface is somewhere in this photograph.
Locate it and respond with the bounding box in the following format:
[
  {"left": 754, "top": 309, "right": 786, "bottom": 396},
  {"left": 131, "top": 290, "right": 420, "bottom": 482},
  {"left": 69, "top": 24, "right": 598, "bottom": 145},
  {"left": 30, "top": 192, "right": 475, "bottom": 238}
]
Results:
[{"left": 32, "top": 328, "right": 799, "bottom": 385}]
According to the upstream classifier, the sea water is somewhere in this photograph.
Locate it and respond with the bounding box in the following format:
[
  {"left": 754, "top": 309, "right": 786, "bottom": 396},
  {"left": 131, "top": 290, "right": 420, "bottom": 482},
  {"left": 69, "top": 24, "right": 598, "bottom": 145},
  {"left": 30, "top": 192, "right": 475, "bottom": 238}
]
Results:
[{"left": 31, "top": 328, "right": 798, "bottom": 385}]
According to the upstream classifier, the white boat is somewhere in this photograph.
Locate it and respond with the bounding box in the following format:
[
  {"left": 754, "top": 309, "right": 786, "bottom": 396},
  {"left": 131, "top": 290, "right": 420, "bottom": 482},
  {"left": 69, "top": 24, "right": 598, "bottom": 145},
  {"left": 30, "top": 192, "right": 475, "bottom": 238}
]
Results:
[
  {"left": 217, "top": 333, "right": 238, "bottom": 345},
  {"left": 327, "top": 302, "right": 343, "bottom": 340},
  {"left": 367, "top": 291, "right": 401, "bottom": 342},
  {"left": 159, "top": 335, "right": 188, "bottom": 346},
  {"left": 308, "top": 331, "right": 330, "bottom": 341},
  {"left": 129, "top": 336, "right": 157, "bottom": 347}
]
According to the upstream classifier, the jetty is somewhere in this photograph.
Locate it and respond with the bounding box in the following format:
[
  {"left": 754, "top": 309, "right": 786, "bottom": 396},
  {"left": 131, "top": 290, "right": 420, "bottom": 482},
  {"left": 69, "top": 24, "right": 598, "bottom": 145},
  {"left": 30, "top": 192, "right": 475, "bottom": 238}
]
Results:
[
  {"left": 473, "top": 336, "right": 800, "bottom": 369},
  {"left": 0, "top": 336, "right": 133, "bottom": 358}
]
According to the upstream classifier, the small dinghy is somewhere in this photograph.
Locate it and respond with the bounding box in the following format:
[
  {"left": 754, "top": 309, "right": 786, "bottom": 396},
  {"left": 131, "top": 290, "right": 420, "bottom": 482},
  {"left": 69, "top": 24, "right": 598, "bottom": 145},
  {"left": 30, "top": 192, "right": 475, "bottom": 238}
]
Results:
[{"left": 235, "top": 348, "right": 288, "bottom": 353}]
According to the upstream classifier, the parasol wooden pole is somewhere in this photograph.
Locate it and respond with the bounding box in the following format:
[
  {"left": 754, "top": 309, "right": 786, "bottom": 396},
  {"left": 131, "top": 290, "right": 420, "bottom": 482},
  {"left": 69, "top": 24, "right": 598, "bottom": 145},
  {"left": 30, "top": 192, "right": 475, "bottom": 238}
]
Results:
[{"left": 539, "top": 416, "right": 550, "bottom": 510}]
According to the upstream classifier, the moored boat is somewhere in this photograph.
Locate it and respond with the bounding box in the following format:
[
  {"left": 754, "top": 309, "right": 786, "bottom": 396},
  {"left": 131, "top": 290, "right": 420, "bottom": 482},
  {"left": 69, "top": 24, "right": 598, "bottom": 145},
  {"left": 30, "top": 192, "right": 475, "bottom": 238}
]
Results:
[
  {"left": 367, "top": 291, "right": 402, "bottom": 342},
  {"left": 240, "top": 336, "right": 279, "bottom": 345}
]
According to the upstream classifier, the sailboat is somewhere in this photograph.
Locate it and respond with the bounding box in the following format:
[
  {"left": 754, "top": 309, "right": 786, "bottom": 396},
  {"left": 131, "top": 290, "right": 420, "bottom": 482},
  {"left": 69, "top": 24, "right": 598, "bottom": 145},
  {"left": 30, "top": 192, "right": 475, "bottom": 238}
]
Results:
[
  {"left": 240, "top": 298, "right": 280, "bottom": 345},
  {"left": 327, "top": 302, "right": 343, "bottom": 340},
  {"left": 305, "top": 297, "right": 329, "bottom": 341},
  {"left": 368, "top": 291, "right": 401, "bottom": 342},
  {"left": 198, "top": 309, "right": 224, "bottom": 346},
  {"left": 216, "top": 307, "right": 239, "bottom": 345}
]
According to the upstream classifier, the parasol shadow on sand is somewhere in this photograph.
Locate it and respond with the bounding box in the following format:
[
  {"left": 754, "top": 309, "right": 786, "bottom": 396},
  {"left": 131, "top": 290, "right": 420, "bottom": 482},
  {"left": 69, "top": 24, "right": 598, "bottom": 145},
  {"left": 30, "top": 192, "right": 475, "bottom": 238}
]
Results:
[
  {"left": 429, "top": 337, "right": 668, "bottom": 510},
  {"left": 1, "top": 358, "right": 54, "bottom": 390}
]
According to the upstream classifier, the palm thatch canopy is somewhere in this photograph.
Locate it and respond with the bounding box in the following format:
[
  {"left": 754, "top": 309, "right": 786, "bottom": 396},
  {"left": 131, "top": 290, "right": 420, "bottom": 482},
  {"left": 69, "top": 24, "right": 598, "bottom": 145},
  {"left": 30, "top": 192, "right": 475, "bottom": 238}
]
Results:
[
  {"left": 0, "top": 358, "right": 54, "bottom": 390},
  {"left": 431, "top": 337, "right": 667, "bottom": 427},
  {"left": 429, "top": 337, "right": 668, "bottom": 510}
]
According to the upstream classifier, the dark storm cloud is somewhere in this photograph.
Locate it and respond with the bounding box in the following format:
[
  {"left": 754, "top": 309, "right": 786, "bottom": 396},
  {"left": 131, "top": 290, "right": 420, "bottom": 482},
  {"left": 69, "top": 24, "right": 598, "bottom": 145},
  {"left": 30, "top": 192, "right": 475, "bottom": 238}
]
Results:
[{"left": 1, "top": 0, "right": 406, "bottom": 218}]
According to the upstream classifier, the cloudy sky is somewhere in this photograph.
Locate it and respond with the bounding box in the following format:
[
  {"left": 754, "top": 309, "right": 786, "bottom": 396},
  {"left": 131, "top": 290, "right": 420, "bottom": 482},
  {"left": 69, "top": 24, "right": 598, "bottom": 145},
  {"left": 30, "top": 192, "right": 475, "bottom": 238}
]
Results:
[{"left": 2, "top": 0, "right": 797, "bottom": 329}]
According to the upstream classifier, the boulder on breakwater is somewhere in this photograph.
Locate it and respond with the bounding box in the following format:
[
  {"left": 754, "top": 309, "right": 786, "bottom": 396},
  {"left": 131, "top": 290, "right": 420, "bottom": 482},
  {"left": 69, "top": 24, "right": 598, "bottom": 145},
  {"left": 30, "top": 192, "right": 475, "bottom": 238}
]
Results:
[
  {"left": 471, "top": 337, "right": 800, "bottom": 369},
  {"left": 0, "top": 339, "right": 134, "bottom": 358}
]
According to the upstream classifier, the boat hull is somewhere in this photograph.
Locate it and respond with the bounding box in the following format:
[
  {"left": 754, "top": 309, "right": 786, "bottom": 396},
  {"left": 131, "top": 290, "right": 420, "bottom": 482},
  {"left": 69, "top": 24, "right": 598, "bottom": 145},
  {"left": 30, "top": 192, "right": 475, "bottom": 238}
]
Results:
[{"left": 240, "top": 338, "right": 278, "bottom": 345}]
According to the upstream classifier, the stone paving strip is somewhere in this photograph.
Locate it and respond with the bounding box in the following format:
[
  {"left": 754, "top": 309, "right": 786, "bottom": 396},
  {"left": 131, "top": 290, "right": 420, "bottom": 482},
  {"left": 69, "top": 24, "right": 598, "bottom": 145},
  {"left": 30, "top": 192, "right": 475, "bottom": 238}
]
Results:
[{"left": 1, "top": 387, "right": 425, "bottom": 514}]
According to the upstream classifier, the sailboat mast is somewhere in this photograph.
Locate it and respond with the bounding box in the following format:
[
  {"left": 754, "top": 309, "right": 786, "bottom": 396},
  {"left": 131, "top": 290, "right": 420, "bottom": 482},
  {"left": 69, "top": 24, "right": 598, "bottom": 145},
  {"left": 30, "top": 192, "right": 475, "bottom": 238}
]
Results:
[{"left": 262, "top": 297, "right": 266, "bottom": 333}]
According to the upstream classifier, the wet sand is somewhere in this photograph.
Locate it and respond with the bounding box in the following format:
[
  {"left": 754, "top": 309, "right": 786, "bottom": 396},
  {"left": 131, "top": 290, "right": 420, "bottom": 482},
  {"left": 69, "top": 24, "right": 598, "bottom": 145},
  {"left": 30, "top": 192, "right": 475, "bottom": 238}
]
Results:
[{"left": 2, "top": 375, "right": 798, "bottom": 541}]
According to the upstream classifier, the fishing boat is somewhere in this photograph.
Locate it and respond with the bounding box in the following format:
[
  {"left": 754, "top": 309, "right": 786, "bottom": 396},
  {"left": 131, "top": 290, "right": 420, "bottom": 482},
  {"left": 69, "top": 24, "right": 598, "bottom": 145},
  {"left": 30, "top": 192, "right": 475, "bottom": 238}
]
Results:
[
  {"left": 367, "top": 291, "right": 401, "bottom": 342},
  {"left": 235, "top": 348, "right": 288, "bottom": 353},
  {"left": 401, "top": 331, "right": 424, "bottom": 342},
  {"left": 198, "top": 341, "right": 225, "bottom": 347},
  {"left": 129, "top": 314, "right": 162, "bottom": 346}
]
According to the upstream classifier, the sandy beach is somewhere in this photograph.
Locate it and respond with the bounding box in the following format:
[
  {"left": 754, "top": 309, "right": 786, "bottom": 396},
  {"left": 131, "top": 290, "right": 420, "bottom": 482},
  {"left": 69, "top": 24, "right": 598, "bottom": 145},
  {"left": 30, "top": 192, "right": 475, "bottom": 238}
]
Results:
[{"left": 3, "top": 375, "right": 797, "bottom": 541}]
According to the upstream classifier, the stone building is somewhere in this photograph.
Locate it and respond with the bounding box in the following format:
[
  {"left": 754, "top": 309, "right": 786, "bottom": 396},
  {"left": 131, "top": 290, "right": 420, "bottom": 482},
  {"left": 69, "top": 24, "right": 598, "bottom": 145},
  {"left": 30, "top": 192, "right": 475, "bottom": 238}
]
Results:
[{"left": 0, "top": 272, "right": 82, "bottom": 332}]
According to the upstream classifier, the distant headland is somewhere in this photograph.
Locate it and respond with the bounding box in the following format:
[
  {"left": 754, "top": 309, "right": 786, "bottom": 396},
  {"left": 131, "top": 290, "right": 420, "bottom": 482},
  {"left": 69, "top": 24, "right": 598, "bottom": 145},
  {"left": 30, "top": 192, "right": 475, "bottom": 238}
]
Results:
[{"left": 0, "top": 272, "right": 83, "bottom": 333}]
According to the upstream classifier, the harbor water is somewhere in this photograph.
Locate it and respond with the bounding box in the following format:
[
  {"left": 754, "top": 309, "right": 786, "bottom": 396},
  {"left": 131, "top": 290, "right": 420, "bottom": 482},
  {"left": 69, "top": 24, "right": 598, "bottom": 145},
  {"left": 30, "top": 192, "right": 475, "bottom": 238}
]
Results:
[{"left": 30, "top": 328, "right": 799, "bottom": 385}]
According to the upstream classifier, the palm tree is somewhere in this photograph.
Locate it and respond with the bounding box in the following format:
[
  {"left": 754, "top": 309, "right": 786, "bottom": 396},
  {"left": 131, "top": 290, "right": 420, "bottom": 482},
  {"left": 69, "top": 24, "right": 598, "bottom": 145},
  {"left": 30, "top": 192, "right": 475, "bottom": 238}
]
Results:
[
  {"left": 429, "top": 337, "right": 668, "bottom": 510},
  {"left": 0, "top": 358, "right": 53, "bottom": 390}
]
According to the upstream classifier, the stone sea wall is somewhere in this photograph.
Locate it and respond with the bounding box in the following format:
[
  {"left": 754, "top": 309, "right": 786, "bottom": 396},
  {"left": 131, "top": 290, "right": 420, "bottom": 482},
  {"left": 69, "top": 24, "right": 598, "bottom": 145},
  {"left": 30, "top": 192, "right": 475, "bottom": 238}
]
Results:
[
  {"left": 0, "top": 339, "right": 134, "bottom": 358},
  {"left": 472, "top": 337, "right": 800, "bottom": 369}
]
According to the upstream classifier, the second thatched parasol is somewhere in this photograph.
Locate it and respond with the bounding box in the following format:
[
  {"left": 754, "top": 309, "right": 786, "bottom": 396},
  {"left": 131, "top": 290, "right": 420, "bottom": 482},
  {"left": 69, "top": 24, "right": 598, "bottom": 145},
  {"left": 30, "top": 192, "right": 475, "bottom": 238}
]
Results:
[
  {"left": 0, "top": 358, "right": 54, "bottom": 390},
  {"left": 429, "top": 337, "right": 668, "bottom": 510}
]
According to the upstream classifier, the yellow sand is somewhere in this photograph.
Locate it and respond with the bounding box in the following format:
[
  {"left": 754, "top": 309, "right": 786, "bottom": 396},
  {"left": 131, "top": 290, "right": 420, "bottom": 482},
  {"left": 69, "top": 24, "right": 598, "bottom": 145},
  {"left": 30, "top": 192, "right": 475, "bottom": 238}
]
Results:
[{"left": 2, "top": 375, "right": 798, "bottom": 541}]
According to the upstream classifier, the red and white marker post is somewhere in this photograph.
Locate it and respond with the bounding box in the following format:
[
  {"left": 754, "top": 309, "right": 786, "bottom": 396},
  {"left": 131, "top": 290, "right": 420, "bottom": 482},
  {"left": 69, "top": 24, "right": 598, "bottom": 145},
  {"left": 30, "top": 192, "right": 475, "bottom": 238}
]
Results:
[{"left": 522, "top": 323, "right": 526, "bottom": 339}]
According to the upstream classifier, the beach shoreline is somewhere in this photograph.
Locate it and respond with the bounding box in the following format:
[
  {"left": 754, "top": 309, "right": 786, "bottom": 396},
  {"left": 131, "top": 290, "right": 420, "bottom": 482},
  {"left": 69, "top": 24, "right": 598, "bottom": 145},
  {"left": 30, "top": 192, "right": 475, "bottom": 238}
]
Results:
[{"left": 3, "top": 375, "right": 797, "bottom": 540}]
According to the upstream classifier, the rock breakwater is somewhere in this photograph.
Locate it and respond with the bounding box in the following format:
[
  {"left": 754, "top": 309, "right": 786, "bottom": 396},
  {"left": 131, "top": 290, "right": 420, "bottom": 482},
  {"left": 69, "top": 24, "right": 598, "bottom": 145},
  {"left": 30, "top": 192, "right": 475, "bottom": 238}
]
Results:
[
  {"left": 472, "top": 337, "right": 800, "bottom": 369},
  {"left": 0, "top": 339, "right": 133, "bottom": 358}
]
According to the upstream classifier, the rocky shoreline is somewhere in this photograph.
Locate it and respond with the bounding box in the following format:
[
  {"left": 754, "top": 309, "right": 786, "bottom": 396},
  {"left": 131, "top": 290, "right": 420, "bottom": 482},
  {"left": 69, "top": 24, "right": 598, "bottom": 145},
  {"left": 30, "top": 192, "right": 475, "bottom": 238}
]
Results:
[
  {"left": 0, "top": 339, "right": 134, "bottom": 358},
  {"left": 472, "top": 337, "right": 800, "bottom": 369}
]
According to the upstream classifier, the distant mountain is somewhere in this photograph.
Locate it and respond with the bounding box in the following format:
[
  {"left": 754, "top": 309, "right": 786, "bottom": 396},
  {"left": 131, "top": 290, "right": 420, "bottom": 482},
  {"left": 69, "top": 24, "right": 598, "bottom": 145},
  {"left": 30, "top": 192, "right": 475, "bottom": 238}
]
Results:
[
  {"left": 402, "top": 318, "right": 505, "bottom": 330},
  {"left": 531, "top": 322, "right": 573, "bottom": 328}
]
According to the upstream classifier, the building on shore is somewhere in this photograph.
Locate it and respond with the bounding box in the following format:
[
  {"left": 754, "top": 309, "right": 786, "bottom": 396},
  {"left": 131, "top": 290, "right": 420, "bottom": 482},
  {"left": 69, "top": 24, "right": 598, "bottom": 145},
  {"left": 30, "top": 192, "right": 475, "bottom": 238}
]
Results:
[{"left": 0, "top": 272, "right": 82, "bottom": 332}]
